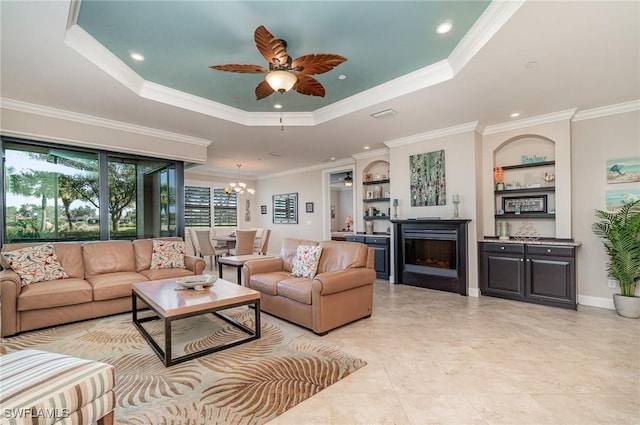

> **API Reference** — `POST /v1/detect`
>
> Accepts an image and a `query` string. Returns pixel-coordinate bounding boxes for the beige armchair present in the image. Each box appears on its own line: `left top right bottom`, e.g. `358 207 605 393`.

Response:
243 238 375 335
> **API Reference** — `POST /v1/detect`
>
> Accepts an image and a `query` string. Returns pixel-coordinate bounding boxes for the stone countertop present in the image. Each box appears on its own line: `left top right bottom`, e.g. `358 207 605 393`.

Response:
480 237 581 247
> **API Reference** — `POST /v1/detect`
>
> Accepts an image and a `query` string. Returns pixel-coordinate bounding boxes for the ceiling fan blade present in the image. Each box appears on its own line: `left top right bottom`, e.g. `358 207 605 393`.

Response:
255 80 275 100
209 64 267 74
293 74 325 97
254 25 290 67
292 54 347 75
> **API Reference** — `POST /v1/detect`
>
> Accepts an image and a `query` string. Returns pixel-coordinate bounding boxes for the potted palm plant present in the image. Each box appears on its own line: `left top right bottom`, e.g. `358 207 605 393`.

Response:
592 199 640 318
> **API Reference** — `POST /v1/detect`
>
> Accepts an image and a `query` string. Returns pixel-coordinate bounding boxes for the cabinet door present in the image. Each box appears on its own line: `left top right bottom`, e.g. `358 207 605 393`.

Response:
525 255 575 306
371 244 389 278
482 252 525 297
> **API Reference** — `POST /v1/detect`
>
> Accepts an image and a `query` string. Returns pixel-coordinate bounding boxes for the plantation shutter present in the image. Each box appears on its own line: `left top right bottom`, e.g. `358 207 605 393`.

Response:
184 186 211 226
213 188 237 227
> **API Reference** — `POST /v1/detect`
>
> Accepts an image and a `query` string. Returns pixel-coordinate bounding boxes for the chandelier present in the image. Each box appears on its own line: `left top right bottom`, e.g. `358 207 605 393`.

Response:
225 164 255 195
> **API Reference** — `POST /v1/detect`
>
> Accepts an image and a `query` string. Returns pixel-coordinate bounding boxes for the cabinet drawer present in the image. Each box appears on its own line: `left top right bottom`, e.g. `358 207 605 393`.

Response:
346 235 365 243
482 243 524 254
365 236 389 245
527 245 575 257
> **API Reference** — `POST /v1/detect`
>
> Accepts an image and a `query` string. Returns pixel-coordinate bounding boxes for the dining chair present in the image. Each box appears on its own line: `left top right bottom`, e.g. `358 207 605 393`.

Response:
251 228 265 251
232 229 257 256
255 228 271 255
194 230 217 269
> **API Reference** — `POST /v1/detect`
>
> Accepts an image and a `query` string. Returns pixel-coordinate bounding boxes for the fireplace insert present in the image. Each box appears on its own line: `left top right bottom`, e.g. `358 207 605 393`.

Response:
392 219 470 295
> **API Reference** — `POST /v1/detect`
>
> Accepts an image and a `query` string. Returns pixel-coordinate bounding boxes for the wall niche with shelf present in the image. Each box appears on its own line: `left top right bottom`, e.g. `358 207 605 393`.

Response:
493 136 556 238
362 160 391 234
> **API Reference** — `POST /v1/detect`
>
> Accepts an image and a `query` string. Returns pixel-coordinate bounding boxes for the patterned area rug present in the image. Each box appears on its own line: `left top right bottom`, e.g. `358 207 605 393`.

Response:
1 310 366 424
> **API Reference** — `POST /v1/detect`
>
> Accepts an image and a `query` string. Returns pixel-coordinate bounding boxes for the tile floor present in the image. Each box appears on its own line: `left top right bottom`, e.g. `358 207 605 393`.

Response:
214 263 640 425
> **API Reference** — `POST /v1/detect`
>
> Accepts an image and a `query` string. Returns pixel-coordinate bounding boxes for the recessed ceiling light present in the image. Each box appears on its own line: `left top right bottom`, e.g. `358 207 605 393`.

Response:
330 157 336 161
436 21 453 35
130 52 145 61
274 104 283 109
510 112 520 118
364 146 370 150
338 74 346 80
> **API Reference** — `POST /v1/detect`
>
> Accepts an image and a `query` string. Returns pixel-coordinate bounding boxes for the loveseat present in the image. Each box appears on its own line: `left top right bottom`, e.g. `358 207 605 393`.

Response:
243 238 376 335
0 237 205 337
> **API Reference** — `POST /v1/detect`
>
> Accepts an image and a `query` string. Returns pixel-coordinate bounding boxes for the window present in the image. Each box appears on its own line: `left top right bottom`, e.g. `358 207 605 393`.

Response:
3 142 100 242
185 186 211 227
213 188 237 227
2 137 183 243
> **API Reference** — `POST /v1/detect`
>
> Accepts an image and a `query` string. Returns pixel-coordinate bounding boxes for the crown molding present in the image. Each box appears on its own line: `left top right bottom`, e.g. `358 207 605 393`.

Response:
352 147 390 160
384 121 479 148
64 2 514 127
65 25 145 96
448 0 525 74
1 98 212 148
261 157 355 181
482 108 577 135
0 128 206 163
572 99 640 122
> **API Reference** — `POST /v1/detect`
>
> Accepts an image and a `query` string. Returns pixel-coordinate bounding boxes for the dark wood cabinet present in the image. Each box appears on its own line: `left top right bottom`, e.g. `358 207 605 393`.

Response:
347 235 389 279
479 241 577 309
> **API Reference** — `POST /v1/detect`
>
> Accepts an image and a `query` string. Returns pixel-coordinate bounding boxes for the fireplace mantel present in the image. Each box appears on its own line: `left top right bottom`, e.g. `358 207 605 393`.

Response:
391 218 471 295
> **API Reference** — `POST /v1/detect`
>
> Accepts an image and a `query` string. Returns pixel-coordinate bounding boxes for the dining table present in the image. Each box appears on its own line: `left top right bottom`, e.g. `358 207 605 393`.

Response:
211 234 262 255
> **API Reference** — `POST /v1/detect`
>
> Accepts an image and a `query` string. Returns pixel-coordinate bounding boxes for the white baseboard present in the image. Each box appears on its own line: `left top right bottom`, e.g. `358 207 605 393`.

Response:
578 295 614 310
468 287 480 297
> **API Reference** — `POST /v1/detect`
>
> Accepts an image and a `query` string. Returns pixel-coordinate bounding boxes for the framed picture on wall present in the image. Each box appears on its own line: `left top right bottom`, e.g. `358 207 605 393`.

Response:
502 195 547 213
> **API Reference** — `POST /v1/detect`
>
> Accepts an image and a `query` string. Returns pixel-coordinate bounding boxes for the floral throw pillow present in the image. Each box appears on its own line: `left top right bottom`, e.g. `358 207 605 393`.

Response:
291 245 323 278
2 244 68 286
150 240 186 269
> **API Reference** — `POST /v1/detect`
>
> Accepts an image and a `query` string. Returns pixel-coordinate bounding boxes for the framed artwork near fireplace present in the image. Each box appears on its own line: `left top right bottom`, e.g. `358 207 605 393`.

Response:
409 150 446 206
502 195 547 213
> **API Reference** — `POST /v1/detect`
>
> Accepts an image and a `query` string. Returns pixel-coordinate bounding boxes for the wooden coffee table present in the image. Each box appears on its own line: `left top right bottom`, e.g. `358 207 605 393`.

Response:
132 277 260 366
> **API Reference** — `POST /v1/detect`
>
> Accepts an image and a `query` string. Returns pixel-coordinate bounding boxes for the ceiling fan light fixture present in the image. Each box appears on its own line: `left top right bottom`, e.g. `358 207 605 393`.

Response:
265 70 297 93
344 173 353 187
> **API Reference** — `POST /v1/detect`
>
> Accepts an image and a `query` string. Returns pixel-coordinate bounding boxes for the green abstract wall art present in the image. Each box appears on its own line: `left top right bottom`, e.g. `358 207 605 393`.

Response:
410 150 446 207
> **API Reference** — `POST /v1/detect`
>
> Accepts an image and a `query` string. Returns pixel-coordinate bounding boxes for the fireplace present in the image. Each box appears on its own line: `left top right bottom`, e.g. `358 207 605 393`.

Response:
392 219 470 295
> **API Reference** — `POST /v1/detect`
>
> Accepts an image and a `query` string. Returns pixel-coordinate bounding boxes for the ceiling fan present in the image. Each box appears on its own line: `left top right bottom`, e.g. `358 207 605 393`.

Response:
209 25 347 100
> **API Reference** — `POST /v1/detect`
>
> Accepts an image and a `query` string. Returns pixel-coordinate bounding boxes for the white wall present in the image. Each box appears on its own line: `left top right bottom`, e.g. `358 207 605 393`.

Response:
386 128 479 292
252 168 326 255
1 107 209 163
571 108 640 307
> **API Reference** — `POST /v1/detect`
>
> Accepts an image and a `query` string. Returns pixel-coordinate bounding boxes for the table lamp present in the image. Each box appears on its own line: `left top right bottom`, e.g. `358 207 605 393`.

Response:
345 216 353 231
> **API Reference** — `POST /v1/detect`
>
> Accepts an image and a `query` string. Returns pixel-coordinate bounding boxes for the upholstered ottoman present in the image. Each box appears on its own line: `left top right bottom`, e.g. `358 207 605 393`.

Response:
0 349 115 425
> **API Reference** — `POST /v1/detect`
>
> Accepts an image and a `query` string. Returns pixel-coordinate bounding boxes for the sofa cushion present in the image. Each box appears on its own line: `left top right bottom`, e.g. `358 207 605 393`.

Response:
17 278 92 311
277 278 312 304
248 271 291 296
87 272 148 301
140 268 194 281
83 241 136 277
52 243 85 278
317 241 369 274
291 245 322 278
133 237 184 272
150 240 186 269
280 238 319 272
2 244 69 286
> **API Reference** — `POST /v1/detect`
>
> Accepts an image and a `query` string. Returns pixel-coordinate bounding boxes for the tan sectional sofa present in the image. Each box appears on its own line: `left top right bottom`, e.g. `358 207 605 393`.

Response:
243 238 376 335
0 237 205 337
